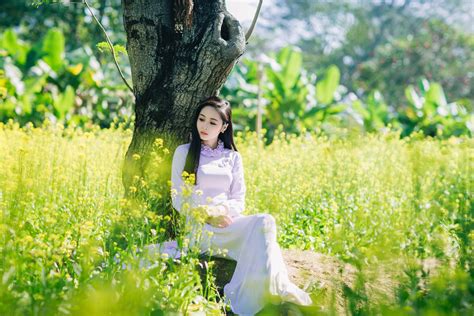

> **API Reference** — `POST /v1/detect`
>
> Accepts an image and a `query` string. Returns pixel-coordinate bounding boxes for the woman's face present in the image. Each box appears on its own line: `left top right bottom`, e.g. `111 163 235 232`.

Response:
197 106 226 141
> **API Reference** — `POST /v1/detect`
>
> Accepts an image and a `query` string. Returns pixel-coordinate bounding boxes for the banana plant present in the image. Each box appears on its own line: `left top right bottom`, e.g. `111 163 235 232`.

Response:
220 55 260 132
1 29 30 67
1 28 74 123
263 46 310 136
351 90 392 133
0 28 126 126
222 47 309 138
303 64 347 128
400 78 472 137
224 46 348 140
42 27 66 73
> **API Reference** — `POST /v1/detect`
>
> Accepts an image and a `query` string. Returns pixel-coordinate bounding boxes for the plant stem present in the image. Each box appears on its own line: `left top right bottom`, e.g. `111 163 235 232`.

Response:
83 0 134 93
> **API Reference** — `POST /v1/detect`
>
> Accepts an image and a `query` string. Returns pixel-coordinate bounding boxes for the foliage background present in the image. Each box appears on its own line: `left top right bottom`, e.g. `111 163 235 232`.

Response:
0 0 472 141
0 1 472 315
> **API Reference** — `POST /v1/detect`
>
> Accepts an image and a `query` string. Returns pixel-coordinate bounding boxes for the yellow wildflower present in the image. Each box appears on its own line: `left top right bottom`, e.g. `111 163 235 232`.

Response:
154 138 163 147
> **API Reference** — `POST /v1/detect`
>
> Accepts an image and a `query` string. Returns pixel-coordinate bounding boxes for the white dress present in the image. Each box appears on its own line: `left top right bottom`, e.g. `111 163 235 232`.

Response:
144 139 313 315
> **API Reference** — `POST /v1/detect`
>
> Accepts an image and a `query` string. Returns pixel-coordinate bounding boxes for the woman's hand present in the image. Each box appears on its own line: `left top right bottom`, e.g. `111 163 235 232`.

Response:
205 214 233 228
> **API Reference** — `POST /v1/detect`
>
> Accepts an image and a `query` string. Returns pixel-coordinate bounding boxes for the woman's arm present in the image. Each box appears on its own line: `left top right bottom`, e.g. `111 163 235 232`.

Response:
170 145 192 214
216 151 246 218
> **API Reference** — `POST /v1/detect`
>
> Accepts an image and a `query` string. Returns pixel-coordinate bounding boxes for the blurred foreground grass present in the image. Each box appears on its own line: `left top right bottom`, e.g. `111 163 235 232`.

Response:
0 120 472 315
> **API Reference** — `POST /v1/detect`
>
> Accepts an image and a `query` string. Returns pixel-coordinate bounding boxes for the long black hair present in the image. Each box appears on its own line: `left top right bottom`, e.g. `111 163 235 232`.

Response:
183 96 238 185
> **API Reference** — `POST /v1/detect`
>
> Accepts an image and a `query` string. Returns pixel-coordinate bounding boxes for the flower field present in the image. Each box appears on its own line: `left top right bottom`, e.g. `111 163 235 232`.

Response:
0 121 472 315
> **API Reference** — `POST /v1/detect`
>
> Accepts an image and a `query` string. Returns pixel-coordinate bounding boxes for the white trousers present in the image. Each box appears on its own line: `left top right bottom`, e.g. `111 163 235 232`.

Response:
144 213 313 316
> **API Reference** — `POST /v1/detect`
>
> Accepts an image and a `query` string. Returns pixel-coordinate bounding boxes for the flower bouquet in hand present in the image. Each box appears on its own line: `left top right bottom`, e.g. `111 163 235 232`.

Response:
202 202 233 228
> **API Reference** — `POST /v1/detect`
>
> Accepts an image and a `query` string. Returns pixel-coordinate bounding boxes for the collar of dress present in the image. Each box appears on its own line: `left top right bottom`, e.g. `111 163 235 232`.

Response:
201 138 225 157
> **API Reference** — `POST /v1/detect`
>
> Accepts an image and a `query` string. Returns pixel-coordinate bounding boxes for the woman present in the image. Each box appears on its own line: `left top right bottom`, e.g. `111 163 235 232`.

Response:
152 96 313 315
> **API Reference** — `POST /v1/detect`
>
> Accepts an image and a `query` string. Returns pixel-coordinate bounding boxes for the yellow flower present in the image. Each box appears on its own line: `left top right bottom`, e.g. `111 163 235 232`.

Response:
170 188 178 197
23 235 34 244
119 198 128 207
132 153 141 160
30 248 46 257
33 293 44 301
154 138 164 147
26 192 35 199
182 186 193 197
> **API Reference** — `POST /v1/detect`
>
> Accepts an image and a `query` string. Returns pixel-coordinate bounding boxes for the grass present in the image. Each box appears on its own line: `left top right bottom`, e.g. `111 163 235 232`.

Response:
0 120 472 315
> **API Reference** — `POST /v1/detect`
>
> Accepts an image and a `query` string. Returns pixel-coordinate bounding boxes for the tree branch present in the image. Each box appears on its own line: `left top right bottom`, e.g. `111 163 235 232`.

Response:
83 0 134 93
245 0 263 42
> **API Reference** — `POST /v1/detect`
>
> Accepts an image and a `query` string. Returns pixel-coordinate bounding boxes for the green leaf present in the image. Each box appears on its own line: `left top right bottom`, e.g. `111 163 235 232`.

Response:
316 65 340 104
280 47 302 89
352 100 370 119
367 90 387 115
42 28 65 72
96 42 109 53
24 75 47 95
30 0 54 7
326 103 347 114
20 94 32 115
113 44 127 56
2 29 28 64
266 68 287 99
426 82 447 108
302 105 328 119
277 46 291 66
243 59 259 83
2 29 19 56
0 99 16 116
405 85 423 109
96 42 128 59
418 77 430 93
53 85 75 119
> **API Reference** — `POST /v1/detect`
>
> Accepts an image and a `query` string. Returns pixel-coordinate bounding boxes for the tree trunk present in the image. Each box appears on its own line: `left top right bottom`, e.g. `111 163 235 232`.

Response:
120 0 245 238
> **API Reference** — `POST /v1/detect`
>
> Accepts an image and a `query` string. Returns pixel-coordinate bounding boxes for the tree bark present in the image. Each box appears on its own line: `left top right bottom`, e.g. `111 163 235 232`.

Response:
120 0 245 237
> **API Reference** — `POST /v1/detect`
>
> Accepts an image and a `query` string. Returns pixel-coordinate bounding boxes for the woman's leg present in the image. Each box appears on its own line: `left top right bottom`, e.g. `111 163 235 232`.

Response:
200 213 313 315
